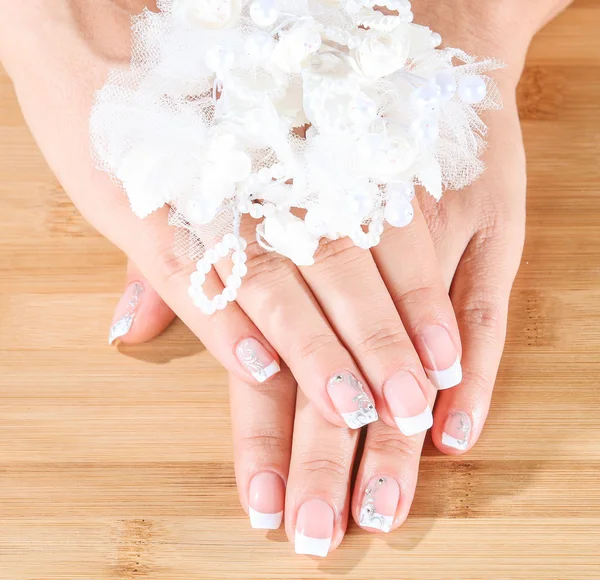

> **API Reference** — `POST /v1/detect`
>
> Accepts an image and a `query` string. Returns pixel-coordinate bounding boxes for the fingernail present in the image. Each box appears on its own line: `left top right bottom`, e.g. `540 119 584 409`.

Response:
415 326 462 390
248 471 285 530
295 499 334 557
326 371 378 429
236 338 280 383
359 476 400 533
442 411 471 451
108 281 145 345
383 371 433 436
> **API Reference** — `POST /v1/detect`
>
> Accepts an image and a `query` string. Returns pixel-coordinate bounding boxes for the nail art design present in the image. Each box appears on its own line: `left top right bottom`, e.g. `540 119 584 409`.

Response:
108 282 144 345
359 477 397 533
328 372 378 429
249 507 283 530
236 338 280 383
295 499 334 557
442 411 471 450
426 356 463 391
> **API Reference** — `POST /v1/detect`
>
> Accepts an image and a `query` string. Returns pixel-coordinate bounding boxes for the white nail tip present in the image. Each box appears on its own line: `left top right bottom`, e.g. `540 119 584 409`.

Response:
395 406 433 436
426 357 462 390
294 531 331 557
360 511 394 533
341 407 379 429
441 432 469 450
252 360 281 383
249 507 283 530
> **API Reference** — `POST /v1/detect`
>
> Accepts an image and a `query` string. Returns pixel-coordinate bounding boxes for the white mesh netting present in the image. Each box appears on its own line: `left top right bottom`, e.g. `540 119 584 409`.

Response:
90 0 504 266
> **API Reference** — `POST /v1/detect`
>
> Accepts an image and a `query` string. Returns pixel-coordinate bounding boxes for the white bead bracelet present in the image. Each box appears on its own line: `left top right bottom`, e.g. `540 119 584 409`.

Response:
188 234 248 315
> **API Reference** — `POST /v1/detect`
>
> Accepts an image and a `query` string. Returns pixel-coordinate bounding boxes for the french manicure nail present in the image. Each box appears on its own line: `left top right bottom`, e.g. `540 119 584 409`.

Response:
359 476 400 533
295 499 334 557
108 281 145 345
442 411 471 451
415 326 462 390
236 338 280 383
248 471 285 530
383 371 433 436
326 371 378 429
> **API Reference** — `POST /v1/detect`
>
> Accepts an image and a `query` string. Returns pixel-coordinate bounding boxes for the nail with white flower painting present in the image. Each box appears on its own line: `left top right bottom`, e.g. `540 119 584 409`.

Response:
359 476 400 533
326 371 378 429
441 411 472 451
235 338 280 383
108 281 145 345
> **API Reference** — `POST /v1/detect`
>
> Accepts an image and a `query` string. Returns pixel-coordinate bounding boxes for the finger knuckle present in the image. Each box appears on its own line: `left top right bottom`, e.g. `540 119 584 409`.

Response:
456 293 506 333
239 427 290 457
296 332 338 362
242 239 299 293
391 284 437 311
155 243 195 286
313 238 363 269
298 456 348 480
356 322 409 357
367 432 419 459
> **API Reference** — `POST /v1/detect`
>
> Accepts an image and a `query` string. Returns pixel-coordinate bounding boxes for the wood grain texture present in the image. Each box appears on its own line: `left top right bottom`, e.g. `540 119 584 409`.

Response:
1 2 599 578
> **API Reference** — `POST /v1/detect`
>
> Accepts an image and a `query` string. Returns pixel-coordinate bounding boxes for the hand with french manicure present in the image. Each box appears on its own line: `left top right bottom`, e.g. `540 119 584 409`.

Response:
0 0 570 558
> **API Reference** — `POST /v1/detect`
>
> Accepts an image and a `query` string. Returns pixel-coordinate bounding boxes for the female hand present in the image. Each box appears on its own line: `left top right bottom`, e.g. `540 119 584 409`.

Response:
103 0 572 555
0 0 464 436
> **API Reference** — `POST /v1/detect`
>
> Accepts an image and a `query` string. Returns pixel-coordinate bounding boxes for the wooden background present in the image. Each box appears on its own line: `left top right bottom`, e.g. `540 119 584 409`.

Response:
1 2 599 579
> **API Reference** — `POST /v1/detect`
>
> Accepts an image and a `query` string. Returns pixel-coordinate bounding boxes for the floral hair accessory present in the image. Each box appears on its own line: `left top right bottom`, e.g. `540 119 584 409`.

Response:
91 0 504 314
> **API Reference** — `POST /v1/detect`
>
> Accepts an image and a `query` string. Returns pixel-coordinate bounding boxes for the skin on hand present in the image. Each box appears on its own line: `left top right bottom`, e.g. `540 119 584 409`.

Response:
0 0 470 435
0 0 573 555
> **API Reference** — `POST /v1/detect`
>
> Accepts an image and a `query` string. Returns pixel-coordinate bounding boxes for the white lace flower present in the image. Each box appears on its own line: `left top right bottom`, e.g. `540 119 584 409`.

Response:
171 0 241 29
261 211 320 266
91 0 504 315
353 31 409 79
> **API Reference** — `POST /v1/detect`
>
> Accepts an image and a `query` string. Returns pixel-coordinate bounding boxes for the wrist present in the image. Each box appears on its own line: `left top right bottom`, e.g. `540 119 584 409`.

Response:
413 0 571 89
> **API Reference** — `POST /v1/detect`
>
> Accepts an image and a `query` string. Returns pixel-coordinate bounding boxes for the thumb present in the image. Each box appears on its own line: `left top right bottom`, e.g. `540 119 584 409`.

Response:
108 259 177 345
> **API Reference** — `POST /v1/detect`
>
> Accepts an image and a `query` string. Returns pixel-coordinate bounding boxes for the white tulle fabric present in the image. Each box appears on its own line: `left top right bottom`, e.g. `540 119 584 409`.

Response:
90 0 503 312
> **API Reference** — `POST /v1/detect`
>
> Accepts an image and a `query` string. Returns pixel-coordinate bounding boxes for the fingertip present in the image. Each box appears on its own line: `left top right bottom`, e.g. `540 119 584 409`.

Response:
108 278 176 346
432 409 475 455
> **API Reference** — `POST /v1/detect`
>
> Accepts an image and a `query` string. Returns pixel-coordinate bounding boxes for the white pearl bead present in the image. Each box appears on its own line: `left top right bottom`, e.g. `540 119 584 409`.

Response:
258 167 272 184
262 203 276 218
213 295 228 310
433 70 457 101
238 199 250 213
190 271 206 287
238 238 248 251
223 233 239 249
430 32 442 47
222 287 238 302
249 0 279 27
232 263 248 277
197 259 212 274
385 198 414 228
188 285 200 299
226 274 242 290
411 85 440 114
387 182 415 202
458 75 487 104
215 242 230 258
186 196 219 226
195 295 215 315
204 248 218 263
410 116 439 144
249 204 264 219
232 251 247 265
245 31 274 61
366 232 380 247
